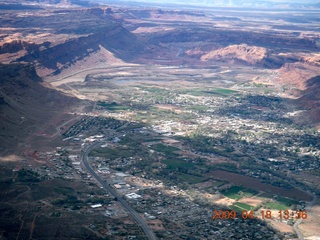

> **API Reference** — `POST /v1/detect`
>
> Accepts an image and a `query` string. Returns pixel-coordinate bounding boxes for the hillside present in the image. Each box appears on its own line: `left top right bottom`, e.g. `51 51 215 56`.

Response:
0 63 77 154
297 75 320 127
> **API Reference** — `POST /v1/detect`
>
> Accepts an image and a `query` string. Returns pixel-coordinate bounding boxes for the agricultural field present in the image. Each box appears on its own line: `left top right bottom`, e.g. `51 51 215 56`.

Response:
177 88 238 97
262 197 300 210
97 101 131 111
221 185 301 212
232 202 254 211
211 170 312 201
176 173 207 184
162 158 196 171
150 143 180 156
264 202 289 211
90 146 136 159
221 186 258 200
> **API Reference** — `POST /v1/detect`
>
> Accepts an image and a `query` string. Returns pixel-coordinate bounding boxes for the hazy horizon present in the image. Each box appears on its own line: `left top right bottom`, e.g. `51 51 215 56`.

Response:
102 0 318 5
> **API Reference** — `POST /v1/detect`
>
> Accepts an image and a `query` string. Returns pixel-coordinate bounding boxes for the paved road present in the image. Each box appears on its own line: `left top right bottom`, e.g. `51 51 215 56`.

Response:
81 142 157 240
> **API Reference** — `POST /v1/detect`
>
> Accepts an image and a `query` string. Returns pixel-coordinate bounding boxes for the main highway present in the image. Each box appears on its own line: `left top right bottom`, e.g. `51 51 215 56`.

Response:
81 142 157 240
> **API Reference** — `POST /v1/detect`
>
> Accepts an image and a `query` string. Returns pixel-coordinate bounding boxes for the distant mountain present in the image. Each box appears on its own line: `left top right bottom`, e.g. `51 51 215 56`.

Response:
101 0 320 8
2 0 98 7
200 44 284 68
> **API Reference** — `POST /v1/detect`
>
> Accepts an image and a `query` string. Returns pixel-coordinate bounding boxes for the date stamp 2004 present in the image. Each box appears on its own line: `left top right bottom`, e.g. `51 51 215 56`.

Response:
212 210 307 220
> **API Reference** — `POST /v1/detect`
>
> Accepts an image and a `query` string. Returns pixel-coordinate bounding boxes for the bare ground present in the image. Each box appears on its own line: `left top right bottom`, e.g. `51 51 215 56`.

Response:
239 197 263 207
215 197 236 206
299 202 320 238
270 221 294 234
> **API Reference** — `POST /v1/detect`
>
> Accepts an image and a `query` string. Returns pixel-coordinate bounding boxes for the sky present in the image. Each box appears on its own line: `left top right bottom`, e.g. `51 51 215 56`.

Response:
112 0 317 3
270 0 315 2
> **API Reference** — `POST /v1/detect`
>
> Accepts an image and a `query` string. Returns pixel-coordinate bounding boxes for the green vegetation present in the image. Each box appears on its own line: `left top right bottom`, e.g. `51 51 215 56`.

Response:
177 173 207 184
52 196 83 206
205 180 228 194
151 143 180 156
276 196 299 207
162 158 196 171
262 197 299 210
264 202 288 211
241 188 258 197
143 138 163 142
16 169 41 182
143 87 168 93
184 134 239 161
207 88 237 95
187 105 211 112
97 101 130 111
211 181 226 188
54 187 75 195
221 186 258 200
233 202 254 211
230 205 244 212
178 88 237 97
221 186 245 200
253 83 265 87
210 163 238 172
258 192 274 199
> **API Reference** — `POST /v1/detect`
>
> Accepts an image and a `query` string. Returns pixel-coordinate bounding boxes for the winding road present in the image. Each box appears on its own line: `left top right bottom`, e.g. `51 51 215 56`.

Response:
81 142 157 240
293 194 317 240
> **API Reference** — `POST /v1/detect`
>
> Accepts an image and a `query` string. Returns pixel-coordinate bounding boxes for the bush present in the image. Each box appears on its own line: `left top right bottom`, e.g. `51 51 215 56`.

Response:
16 169 40 182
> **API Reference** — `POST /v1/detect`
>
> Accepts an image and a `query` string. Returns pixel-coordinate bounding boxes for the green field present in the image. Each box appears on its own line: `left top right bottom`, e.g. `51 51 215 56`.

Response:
187 105 211 112
177 173 207 184
97 101 130 111
229 205 245 212
206 88 237 95
151 143 180 155
277 196 299 206
233 202 254 211
143 87 168 93
221 186 245 200
178 88 237 97
260 196 299 210
143 138 163 142
221 186 258 200
241 188 258 197
264 202 288 211
258 192 274 199
211 181 226 188
162 158 196 170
